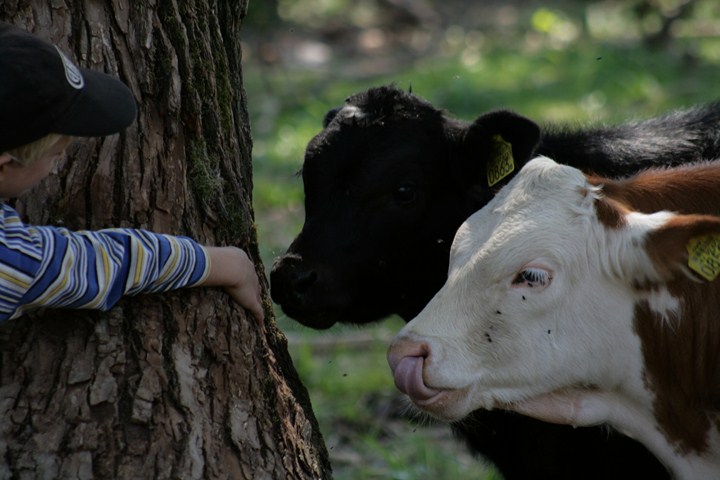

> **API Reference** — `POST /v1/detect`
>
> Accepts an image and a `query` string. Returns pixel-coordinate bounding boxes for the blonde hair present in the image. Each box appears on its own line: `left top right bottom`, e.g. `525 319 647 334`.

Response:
5 134 68 166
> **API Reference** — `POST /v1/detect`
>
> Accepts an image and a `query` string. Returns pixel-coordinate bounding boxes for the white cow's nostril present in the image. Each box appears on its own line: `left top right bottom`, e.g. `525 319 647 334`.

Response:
387 338 429 371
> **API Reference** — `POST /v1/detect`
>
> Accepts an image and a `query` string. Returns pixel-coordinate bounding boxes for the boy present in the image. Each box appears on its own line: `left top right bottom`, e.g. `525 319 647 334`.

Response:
0 21 264 322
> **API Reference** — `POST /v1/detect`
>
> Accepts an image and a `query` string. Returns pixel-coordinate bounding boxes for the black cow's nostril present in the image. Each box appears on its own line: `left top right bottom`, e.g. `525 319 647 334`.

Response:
293 269 317 294
270 255 320 306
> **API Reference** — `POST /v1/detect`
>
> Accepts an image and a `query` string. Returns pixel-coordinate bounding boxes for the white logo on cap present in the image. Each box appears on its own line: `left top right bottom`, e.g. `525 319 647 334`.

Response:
55 46 84 90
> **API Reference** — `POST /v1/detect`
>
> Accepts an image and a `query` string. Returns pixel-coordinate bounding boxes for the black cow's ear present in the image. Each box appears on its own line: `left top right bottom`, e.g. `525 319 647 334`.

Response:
323 107 342 127
459 110 541 190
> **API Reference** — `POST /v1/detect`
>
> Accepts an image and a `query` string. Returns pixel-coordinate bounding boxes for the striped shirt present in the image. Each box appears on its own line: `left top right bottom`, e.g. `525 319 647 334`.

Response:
0 203 210 321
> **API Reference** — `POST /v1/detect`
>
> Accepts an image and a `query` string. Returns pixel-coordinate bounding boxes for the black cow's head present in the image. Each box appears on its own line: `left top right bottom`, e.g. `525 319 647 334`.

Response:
270 85 541 329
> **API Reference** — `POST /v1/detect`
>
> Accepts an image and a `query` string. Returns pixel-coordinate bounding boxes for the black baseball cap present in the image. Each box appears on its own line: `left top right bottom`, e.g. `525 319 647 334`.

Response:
0 21 137 153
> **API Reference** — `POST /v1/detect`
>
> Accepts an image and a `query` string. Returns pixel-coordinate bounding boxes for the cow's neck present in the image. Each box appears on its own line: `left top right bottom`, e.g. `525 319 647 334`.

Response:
609 395 720 480
631 292 720 476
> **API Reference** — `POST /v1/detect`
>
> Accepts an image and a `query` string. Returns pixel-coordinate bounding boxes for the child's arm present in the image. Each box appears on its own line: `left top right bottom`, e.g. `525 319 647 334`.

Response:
199 246 264 321
0 204 263 321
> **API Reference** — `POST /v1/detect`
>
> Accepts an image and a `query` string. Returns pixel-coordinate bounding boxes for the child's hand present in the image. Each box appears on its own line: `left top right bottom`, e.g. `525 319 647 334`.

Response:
201 246 264 322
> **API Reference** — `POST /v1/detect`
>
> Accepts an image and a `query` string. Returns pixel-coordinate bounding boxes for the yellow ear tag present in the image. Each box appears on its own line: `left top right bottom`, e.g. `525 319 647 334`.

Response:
687 235 720 281
487 134 515 187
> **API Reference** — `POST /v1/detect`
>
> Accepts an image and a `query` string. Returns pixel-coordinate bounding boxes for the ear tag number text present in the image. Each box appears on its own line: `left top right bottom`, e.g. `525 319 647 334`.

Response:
487 134 515 187
687 235 720 281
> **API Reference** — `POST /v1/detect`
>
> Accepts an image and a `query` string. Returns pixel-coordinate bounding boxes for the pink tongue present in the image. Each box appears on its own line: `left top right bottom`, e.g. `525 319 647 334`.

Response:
392 356 441 402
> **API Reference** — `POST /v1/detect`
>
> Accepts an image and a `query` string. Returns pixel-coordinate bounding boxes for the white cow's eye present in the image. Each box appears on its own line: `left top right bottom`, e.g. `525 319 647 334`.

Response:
512 267 551 288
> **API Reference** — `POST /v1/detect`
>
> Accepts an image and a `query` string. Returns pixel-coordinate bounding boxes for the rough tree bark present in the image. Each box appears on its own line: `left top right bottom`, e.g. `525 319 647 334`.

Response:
0 2 331 479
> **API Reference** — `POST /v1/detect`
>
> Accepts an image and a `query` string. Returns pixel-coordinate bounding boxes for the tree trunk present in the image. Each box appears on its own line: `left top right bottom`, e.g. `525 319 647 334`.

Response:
0 2 331 479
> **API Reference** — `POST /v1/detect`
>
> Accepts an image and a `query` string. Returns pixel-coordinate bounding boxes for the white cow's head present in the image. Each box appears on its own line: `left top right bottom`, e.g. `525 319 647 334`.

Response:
388 156 720 425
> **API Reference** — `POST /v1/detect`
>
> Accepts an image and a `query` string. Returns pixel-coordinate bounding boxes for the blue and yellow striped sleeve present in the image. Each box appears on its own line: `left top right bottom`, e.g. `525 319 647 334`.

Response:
0 204 210 322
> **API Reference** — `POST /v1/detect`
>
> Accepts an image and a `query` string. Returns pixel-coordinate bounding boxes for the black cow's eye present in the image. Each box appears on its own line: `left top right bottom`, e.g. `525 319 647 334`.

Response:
394 183 417 205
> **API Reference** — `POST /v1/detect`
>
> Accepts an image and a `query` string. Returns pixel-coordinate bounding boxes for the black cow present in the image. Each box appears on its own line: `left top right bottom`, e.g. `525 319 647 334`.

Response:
271 85 720 479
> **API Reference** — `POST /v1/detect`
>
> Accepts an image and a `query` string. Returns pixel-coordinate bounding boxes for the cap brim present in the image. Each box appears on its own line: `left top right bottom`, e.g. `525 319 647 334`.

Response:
52 67 137 137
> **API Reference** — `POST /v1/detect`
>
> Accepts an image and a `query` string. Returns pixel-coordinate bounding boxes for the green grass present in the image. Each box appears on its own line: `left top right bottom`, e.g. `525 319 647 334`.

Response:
245 1 720 477
284 318 500 479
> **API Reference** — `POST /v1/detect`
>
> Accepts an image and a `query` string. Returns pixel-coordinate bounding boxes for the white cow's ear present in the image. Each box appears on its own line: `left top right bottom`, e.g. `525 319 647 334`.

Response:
631 212 720 284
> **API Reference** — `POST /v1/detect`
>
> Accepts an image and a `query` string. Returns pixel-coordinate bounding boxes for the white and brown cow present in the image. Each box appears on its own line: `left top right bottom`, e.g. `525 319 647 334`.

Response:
388 156 720 479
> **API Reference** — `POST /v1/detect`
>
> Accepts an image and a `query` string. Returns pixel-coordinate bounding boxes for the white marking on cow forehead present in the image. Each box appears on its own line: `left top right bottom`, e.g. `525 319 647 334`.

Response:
339 105 365 119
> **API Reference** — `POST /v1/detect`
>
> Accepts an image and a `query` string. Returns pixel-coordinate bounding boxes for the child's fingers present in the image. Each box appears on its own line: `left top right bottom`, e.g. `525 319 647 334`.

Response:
247 289 264 322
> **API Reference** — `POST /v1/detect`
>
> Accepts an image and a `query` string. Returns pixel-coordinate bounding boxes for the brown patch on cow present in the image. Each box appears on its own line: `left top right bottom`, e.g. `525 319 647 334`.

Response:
591 162 720 215
595 162 720 456
593 196 627 229
633 301 709 455
586 176 631 229
633 284 720 455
